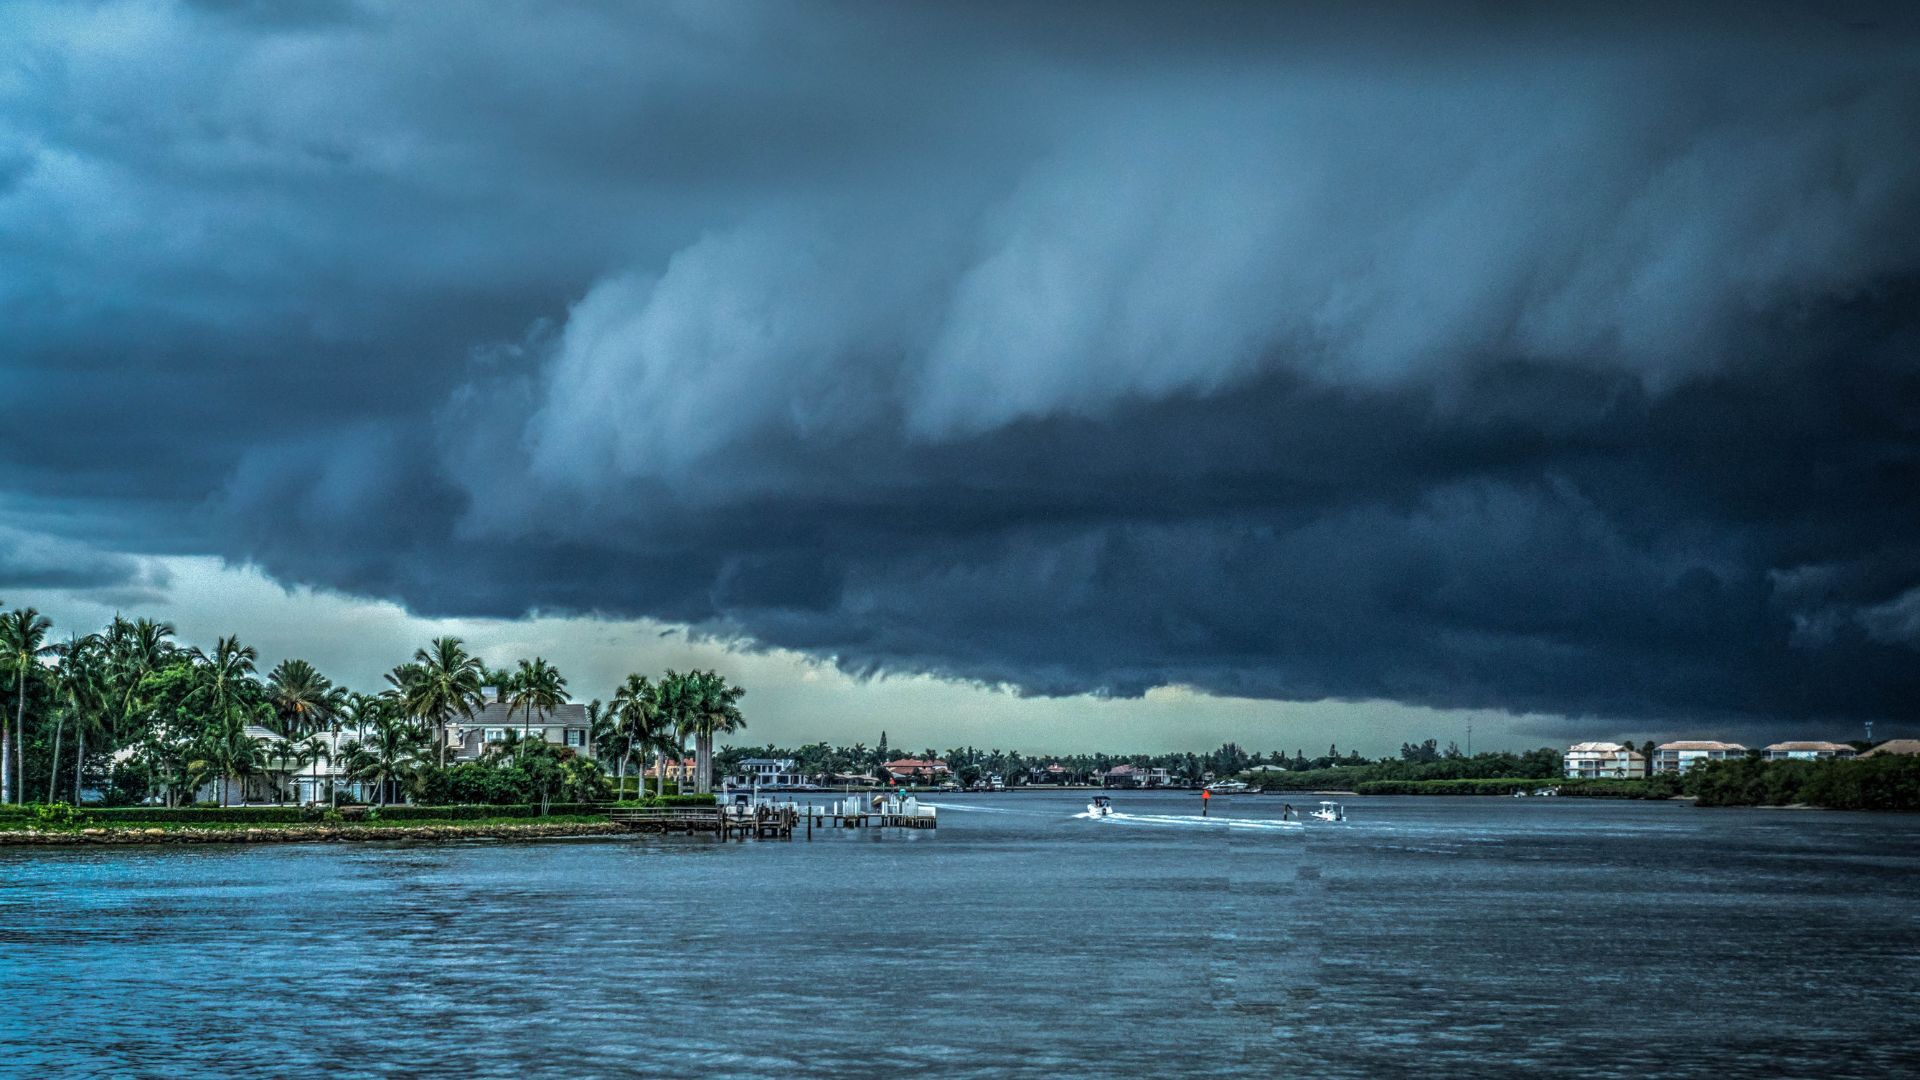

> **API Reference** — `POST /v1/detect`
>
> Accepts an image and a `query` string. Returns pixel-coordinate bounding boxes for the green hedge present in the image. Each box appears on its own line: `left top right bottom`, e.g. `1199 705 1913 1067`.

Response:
1352 777 1681 798
82 806 313 824
1355 779 1555 796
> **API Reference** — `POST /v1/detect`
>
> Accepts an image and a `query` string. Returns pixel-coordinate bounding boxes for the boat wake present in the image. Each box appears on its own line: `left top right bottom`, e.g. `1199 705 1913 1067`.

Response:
918 802 1037 815
1074 810 1304 831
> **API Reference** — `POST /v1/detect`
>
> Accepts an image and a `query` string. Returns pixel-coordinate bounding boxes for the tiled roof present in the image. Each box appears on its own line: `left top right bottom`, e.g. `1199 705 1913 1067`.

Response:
460 702 590 726
1862 739 1920 758
1764 741 1854 752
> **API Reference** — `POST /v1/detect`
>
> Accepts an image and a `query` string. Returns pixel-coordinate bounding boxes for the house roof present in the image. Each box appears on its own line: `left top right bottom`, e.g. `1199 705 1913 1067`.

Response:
1656 741 1747 751
1862 739 1920 758
458 702 590 727
883 758 948 769
1567 742 1633 753
740 757 795 767
1764 741 1854 752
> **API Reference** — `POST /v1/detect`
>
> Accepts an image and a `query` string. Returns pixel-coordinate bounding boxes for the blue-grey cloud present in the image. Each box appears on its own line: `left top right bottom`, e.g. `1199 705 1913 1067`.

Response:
4 1 1918 734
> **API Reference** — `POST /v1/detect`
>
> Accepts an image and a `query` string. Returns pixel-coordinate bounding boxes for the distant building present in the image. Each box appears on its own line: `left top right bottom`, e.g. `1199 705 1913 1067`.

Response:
1101 765 1174 789
729 757 804 788
1763 741 1857 761
1026 763 1071 785
1650 741 1747 775
1564 742 1647 780
644 757 698 782
883 758 951 781
1860 740 1920 758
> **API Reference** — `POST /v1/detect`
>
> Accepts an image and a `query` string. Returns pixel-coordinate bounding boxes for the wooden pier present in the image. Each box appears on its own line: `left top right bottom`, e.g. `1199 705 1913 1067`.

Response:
607 800 936 840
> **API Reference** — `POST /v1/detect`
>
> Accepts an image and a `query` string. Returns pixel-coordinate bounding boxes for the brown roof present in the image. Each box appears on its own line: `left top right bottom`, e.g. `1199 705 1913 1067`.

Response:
1861 739 1920 758
1764 741 1854 752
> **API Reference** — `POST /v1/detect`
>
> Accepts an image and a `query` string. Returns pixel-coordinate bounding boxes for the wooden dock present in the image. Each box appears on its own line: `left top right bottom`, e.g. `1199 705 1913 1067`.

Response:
607 801 936 840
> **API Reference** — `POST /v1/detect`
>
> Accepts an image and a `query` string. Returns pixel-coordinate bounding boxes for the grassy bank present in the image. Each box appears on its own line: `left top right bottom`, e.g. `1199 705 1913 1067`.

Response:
0 793 721 844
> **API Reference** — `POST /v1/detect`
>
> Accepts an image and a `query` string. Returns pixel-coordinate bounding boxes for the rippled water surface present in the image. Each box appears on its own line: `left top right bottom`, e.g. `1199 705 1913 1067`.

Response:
4 793 1918 1077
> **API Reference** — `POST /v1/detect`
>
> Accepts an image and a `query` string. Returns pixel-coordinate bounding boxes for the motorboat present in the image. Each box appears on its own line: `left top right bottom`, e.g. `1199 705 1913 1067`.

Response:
1204 780 1251 795
1308 800 1346 823
1088 795 1113 817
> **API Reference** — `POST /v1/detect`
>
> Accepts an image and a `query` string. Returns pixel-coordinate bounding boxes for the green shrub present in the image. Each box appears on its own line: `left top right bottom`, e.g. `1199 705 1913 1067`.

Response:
1351 777 1681 798
645 793 716 807
81 806 314 824
1688 756 1920 810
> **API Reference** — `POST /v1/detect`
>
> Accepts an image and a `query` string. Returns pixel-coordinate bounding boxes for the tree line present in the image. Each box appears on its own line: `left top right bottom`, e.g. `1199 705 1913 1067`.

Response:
0 605 745 808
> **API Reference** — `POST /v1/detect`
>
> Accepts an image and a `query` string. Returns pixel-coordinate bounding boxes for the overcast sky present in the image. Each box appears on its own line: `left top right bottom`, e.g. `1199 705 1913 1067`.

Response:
3 1 1917 752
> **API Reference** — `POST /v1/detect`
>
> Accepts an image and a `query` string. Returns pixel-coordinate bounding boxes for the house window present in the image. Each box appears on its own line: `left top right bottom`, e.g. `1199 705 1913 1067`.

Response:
565 729 586 748
485 729 509 743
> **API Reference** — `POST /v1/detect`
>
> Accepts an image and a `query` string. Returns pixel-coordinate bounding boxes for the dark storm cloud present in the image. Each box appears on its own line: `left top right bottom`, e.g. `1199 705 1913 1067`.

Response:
5 1 1919 734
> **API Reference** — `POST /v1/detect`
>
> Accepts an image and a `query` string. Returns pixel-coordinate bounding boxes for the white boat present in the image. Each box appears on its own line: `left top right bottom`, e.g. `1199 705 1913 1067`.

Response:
1204 780 1251 795
1308 800 1346 823
1088 795 1113 817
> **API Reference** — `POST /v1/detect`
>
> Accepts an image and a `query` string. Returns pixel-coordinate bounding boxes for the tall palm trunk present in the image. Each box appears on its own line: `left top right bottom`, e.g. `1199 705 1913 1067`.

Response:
615 754 626 801
73 727 85 804
655 750 665 799
47 713 64 804
10 667 23 804
1 719 10 805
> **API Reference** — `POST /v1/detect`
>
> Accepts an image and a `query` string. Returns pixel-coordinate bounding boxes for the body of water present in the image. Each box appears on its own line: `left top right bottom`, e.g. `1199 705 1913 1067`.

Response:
3 792 1917 1077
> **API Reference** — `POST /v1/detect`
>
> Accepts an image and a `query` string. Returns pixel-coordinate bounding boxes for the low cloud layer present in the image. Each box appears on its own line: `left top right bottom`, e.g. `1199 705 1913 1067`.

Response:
5 1 1919 733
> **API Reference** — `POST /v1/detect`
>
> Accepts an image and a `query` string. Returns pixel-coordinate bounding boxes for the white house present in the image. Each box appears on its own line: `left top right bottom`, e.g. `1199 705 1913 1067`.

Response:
445 700 594 761
1564 742 1647 779
729 757 804 788
1650 741 1747 775
1763 741 1857 761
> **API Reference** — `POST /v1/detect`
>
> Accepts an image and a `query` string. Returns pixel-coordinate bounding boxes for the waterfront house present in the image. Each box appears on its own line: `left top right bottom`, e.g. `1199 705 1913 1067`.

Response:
445 700 594 761
883 758 951 782
1650 741 1748 775
1861 740 1920 758
728 757 805 788
1563 742 1647 780
1763 741 1857 761
1026 763 1071 785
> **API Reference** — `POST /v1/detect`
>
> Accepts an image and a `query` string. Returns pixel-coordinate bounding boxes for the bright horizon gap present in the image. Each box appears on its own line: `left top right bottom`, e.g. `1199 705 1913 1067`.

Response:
0 554 1646 757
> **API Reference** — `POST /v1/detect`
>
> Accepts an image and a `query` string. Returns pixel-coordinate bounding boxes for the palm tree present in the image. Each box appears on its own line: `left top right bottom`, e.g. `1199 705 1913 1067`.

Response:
49 633 108 804
331 691 384 807
505 657 568 741
2 607 57 804
97 616 174 802
345 714 427 805
266 658 339 740
202 708 264 806
185 636 263 804
612 674 676 799
401 637 485 768
297 732 330 806
676 670 745 795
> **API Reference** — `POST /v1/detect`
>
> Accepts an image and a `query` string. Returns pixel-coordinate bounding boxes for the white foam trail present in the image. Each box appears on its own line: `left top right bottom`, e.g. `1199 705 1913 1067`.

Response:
918 802 1035 815
1088 811 1305 831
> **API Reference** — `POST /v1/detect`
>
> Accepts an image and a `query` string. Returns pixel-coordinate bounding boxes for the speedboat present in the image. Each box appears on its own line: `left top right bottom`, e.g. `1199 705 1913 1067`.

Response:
1088 795 1113 817
1308 800 1346 823
1204 780 1251 795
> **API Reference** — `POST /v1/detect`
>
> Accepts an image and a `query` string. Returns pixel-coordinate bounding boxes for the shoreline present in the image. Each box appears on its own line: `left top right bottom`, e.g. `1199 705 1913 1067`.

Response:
0 820 626 847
